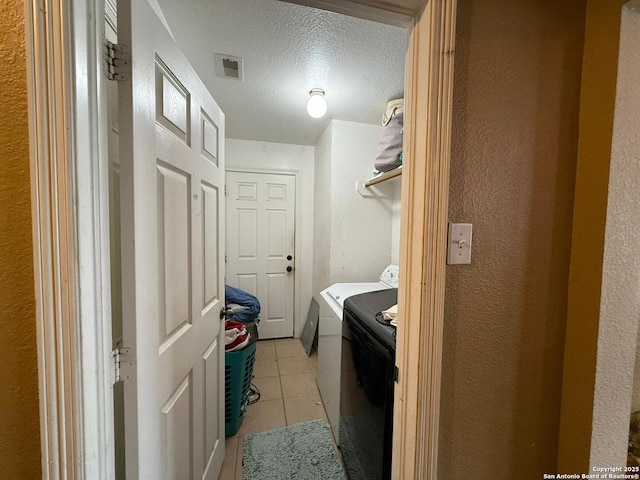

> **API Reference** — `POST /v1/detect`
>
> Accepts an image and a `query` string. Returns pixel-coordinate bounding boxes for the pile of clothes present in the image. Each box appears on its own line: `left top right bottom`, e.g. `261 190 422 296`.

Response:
225 320 252 351
224 285 260 352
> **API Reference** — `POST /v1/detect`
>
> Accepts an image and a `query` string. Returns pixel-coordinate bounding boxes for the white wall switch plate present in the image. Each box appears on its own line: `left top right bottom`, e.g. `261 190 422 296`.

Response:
447 223 473 265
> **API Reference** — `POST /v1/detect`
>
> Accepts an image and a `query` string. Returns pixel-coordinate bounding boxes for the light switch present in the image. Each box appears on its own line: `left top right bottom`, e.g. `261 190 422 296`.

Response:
447 223 473 265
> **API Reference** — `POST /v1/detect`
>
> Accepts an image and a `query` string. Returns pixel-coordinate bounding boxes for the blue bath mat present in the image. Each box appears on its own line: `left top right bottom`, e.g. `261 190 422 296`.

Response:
243 419 346 480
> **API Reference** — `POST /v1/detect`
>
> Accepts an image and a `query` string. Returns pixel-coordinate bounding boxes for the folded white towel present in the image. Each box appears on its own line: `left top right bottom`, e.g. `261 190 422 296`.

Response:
382 304 398 327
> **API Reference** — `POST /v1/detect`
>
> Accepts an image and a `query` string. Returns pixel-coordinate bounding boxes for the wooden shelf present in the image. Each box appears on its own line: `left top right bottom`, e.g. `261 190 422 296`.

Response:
364 166 402 187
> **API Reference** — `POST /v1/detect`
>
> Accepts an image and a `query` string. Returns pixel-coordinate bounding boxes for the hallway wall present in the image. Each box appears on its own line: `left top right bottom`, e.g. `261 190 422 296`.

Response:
313 123 332 298
558 0 630 472
328 121 390 285
589 3 640 467
312 120 391 297
0 0 41 476
439 0 586 477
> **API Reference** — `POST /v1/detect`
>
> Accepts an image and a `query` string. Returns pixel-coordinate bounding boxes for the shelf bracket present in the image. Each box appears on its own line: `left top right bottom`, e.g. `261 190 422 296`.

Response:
356 179 390 197
356 166 402 197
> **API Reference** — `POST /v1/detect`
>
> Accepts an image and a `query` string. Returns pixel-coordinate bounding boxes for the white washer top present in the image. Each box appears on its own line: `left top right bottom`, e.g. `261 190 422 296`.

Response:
321 282 389 319
379 264 399 288
319 264 399 319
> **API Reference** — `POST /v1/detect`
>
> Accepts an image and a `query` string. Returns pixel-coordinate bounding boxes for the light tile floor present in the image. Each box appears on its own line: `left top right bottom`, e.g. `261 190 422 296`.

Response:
218 338 324 480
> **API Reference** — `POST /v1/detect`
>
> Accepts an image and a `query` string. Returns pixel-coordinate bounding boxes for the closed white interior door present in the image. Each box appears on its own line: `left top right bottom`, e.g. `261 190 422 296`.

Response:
118 1 226 478
226 171 296 339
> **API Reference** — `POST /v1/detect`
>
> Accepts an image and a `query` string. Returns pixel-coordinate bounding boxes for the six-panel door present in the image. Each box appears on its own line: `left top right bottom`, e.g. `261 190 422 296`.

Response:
119 0 226 478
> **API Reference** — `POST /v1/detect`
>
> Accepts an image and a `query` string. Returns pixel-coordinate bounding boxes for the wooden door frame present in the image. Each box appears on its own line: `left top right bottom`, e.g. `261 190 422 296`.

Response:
24 0 457 478
225 168 301 338
393 2 457 477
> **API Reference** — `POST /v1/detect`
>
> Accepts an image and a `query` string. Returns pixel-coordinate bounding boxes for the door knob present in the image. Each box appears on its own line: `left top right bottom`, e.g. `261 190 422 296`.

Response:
286 266 293 272
287 255 293 261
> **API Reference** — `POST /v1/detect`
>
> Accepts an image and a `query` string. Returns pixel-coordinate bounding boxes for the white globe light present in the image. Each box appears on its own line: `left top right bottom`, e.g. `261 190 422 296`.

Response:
307 89 327 118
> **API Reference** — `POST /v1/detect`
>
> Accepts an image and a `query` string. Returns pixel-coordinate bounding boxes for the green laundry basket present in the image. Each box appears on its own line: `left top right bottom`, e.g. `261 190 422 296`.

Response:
225 342 256 437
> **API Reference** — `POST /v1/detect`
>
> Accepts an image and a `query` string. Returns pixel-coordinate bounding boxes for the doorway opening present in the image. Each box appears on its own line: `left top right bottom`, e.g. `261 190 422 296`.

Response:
27 0 457 476
107 0 408 478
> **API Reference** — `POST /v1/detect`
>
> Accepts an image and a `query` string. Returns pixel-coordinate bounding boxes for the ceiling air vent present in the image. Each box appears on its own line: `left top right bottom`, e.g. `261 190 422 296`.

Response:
214 53 243 81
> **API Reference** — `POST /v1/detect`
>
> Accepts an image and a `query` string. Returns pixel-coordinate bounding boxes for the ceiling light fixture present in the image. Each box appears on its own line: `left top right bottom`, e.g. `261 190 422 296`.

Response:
307 88 327 118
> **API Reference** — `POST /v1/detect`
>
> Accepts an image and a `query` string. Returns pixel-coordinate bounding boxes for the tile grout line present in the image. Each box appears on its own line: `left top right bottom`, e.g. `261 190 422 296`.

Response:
231 437 237 480
275 340 290 425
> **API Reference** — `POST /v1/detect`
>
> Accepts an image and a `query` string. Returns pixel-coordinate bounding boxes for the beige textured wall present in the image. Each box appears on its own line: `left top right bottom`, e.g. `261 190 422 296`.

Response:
439 0 585 478
558 0 628 472
0 0 41 477
588 3 640 468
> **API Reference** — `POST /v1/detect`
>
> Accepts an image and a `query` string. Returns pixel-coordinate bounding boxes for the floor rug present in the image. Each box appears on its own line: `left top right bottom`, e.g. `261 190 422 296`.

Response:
243 419 347 480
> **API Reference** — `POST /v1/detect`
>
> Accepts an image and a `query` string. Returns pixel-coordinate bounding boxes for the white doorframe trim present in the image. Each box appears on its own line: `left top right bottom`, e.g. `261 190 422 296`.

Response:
25 0 114 478
27 0 457 477
225 168 302 338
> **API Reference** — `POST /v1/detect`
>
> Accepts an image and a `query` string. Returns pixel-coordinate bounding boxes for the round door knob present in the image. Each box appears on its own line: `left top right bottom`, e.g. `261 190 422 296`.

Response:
286 266 293 272
287 255 293 261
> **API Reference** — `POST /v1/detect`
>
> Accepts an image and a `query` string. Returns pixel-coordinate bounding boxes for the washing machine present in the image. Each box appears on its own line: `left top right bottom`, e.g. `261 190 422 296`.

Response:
316 265 399 446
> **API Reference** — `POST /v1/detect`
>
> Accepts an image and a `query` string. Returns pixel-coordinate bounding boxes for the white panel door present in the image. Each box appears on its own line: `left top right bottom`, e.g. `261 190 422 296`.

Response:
227 171 296 339
118 1 225 479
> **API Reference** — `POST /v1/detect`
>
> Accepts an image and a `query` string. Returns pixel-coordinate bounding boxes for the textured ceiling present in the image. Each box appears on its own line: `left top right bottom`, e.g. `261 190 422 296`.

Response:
156 0 407 145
